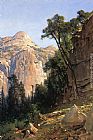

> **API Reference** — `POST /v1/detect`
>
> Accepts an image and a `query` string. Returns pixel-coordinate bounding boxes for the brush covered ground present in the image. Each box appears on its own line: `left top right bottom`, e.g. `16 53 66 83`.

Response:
1 92 93 140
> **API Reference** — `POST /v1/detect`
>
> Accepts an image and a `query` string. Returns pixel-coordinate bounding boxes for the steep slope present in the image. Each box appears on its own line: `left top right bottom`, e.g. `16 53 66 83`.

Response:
0 31 56 96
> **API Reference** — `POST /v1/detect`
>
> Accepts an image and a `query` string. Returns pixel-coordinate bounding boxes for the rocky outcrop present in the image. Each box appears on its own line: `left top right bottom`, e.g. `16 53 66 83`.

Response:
62 104 86 129
68 14 93 95
28 123 38 134
0 31 56 97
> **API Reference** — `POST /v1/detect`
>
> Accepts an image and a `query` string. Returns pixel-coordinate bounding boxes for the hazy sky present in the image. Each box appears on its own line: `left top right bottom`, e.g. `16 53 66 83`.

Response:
0 0 93 47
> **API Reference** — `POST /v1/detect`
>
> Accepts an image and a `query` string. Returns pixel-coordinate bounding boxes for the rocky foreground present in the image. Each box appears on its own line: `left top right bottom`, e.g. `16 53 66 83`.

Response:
1 93 93 140
27 104 93 140
1 102 93 140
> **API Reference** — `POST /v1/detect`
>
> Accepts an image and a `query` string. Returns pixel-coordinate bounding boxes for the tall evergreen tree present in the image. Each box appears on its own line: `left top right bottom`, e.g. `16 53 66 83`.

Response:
0 87 6 120
19 81 25 104
7 75 25 117
44 51 67 106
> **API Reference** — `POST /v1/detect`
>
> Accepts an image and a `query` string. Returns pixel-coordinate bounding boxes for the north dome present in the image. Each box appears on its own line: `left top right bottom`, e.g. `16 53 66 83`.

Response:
13 31 31 40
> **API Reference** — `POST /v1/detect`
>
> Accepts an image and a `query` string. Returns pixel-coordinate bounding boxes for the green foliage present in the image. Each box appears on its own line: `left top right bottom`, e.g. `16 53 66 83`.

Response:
42 10 92 53
41 13 73 53
6 75 41 123
15 119 25 130
19 81 25 103
0 120 26 140
0 122 15 135
41 14 65 39
7 74 26 118
45 51 68 91
34 85 48 113
29 104 40 125
42 10 92 98
34 51 68 110
0 87 7 121
70 10 92 34
45 51 68 107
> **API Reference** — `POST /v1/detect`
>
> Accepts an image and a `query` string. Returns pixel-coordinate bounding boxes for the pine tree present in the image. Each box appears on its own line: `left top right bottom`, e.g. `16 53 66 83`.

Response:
7 75 26 118
19 81 25 104
8 75 20 117
0 87 6 120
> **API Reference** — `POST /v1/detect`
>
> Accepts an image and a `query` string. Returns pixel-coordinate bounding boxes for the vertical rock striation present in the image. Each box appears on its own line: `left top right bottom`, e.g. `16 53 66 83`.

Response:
0 31 56 97
68 14 93 95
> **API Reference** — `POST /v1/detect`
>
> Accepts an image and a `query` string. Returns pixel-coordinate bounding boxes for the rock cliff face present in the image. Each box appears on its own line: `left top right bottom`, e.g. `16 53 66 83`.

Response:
0 31 56 97
68 14 93 95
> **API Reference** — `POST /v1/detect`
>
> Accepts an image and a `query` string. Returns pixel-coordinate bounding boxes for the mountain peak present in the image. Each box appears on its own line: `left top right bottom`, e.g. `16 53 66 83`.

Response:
13 31 32 40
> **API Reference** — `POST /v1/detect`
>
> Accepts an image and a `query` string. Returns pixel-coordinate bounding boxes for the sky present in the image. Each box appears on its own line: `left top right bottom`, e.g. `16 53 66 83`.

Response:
0 0 93 48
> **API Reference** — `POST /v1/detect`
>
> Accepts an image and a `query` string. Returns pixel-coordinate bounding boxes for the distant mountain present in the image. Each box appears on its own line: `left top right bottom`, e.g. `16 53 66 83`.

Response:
0 31 57 97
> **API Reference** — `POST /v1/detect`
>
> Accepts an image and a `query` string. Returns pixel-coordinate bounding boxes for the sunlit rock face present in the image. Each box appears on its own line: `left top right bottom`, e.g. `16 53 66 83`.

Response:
0 31 56 97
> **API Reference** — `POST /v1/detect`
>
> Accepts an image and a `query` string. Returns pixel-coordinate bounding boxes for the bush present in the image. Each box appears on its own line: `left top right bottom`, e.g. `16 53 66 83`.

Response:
0 122 15 135
29 104 40 125
34 85 48 113
15 119 26 130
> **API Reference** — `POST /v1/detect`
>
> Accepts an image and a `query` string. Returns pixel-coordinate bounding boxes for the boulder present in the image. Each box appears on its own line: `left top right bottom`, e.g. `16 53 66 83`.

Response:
0 136 2 140
25 130 30 137
28 123 38 134
62 104 86 129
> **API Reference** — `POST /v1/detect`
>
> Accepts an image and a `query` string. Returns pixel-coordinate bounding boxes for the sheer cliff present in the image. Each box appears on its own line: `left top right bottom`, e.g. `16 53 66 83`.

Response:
0 31 56 96
68 14 93 95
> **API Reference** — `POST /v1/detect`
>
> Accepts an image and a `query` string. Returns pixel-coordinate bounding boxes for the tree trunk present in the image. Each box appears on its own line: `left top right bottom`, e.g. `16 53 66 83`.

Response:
71 69 78 99
58 46 79 99
52 33 78 98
